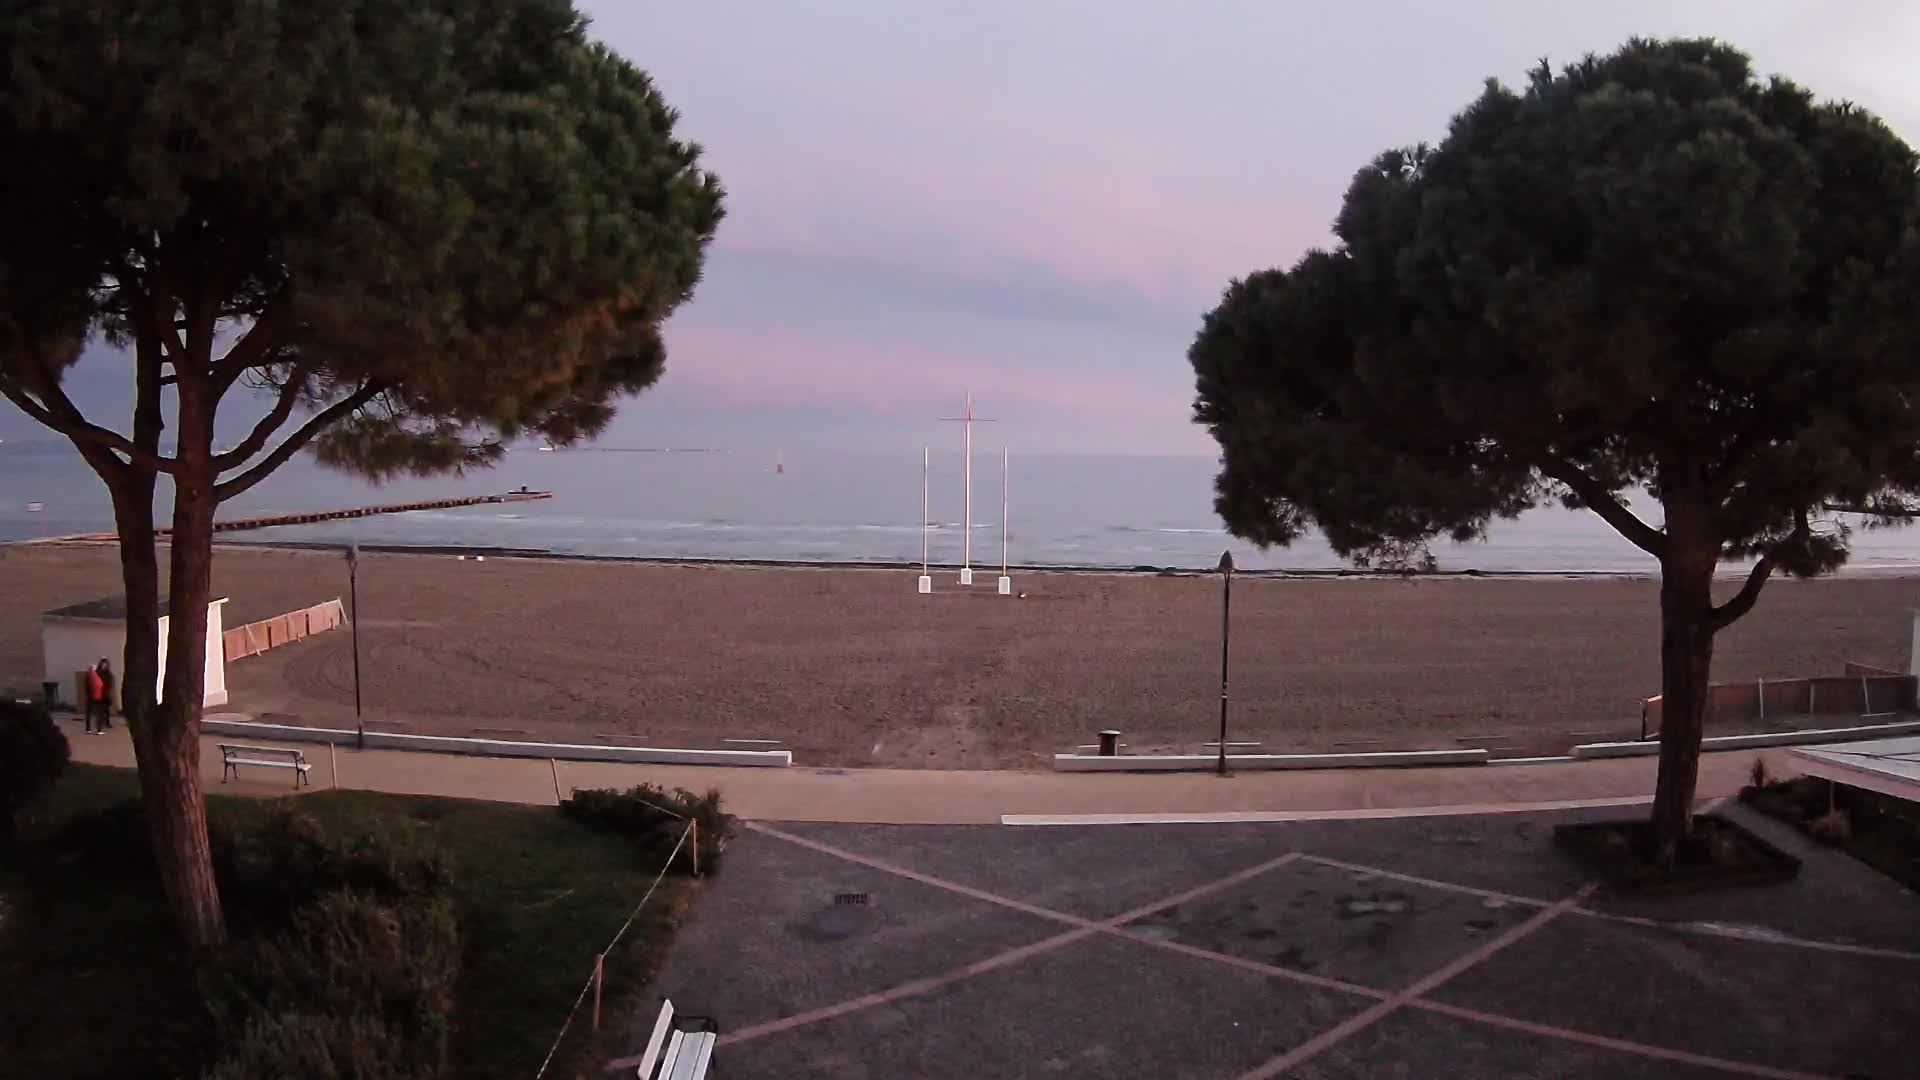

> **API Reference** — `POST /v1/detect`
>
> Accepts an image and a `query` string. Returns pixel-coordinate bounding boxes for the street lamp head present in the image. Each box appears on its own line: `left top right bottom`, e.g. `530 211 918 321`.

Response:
1217 550 1235 574
345 543 359 566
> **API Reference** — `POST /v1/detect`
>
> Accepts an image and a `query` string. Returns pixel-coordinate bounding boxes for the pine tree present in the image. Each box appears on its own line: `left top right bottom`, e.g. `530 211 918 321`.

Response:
0 0 723 944
1191 38 1920 860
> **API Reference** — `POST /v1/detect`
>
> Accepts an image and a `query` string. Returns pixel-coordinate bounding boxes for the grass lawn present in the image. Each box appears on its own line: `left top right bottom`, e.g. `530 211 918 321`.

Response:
0 764 693 1080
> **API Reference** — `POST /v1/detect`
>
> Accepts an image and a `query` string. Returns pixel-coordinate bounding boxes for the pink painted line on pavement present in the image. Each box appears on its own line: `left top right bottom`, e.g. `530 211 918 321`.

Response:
1102 851 1303 925
1101 927 1388 1001
1570 908 1920 962
717 835 1350 1048
1237 886 1595 1080
746 821 1096 928
717 924 1100 1047
1300 853 1920 963
1408 1000 1836 1080
1295 853 1553 910
723 822 1895 1078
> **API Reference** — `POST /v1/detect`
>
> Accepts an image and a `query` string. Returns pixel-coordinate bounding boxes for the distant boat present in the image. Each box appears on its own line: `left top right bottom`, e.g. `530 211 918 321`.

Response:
774 451 784 475
25 501 45 513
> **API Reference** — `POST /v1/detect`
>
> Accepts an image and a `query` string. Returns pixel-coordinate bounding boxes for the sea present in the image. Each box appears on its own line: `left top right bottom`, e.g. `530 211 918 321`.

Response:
3 443 1918 575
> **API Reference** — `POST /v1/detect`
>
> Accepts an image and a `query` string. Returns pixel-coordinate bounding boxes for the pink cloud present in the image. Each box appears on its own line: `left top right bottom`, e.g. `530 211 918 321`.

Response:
660 322 1185 428
704 83 1321 310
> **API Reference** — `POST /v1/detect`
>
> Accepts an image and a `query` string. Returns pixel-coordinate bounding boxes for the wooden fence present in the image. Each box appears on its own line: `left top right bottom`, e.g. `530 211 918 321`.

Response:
1641 663 1917 738
223 598 346 662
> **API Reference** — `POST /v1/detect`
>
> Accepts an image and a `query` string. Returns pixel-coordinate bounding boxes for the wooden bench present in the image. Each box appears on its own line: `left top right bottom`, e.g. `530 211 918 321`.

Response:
634 999 717 1079
218 743 312 788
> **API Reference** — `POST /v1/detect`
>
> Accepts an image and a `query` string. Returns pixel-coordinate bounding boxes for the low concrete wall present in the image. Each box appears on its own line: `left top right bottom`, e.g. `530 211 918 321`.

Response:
1572 718 1920 760
1053 748 1488 773
201 717 792 768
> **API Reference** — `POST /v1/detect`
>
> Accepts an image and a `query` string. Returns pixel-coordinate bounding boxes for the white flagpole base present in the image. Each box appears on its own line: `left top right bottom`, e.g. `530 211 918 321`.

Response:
917 575 932 594
959 567 974 586
997 576 1012 595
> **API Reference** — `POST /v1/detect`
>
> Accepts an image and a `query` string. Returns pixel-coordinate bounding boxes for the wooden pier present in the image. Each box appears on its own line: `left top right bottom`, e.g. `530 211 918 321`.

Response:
203 490 553 535
55 490 553 541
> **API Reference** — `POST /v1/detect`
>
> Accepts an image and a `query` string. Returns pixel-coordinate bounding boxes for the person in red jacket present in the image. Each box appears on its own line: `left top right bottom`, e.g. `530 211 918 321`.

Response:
85 658 115 734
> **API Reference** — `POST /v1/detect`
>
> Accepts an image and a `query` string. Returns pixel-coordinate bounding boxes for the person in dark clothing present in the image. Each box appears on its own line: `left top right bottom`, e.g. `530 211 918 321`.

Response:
86 658 115 734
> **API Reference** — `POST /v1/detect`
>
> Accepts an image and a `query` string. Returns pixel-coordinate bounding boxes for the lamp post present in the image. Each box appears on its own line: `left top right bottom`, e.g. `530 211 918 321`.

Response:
1217 550 1234 777
346 544 364 750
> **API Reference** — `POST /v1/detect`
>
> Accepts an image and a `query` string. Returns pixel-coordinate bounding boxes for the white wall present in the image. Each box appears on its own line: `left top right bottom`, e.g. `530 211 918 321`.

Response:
41 620 125 709
42 598 229 708
205 600 227 707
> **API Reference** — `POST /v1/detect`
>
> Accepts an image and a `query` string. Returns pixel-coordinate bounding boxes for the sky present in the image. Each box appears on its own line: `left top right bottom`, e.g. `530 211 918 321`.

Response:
10 1 1920 454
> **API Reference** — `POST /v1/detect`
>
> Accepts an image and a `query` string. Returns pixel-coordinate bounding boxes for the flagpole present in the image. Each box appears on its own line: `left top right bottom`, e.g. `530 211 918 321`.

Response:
962 392 974 584
938 394 993 588
998 445 1012 595
918 446 932 593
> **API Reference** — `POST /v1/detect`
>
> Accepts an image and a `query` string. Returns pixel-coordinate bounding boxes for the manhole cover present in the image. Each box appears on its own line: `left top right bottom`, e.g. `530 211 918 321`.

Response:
798 895 878 942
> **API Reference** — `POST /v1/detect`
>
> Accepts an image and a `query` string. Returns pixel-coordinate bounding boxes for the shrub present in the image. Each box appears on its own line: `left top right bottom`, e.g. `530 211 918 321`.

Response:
205 890 460 1079
202 1012 420 1080
49 797 157 876
0 700 70 843
219 810 451 929
560 785 733 874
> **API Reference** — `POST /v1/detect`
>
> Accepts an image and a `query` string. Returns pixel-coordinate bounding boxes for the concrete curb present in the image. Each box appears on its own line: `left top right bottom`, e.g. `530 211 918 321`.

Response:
1052 748 1488 772
200 717 792 768
1002 795 1653 826
1571 719 1920 760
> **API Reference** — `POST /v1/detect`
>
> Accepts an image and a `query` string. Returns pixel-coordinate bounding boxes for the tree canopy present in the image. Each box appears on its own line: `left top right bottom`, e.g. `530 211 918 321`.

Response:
1195 38 1920 582
1191 38 1920 855
2 0 722 483
0 0 722 944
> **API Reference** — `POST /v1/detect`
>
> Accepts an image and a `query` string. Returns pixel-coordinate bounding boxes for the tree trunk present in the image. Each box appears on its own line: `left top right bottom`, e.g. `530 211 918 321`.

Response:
1649 500 1719 864
147 378 226 947
108 478 163 795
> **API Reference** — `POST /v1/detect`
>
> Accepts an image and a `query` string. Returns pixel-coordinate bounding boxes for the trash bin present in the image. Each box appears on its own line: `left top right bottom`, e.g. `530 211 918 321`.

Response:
1097 730 1122 756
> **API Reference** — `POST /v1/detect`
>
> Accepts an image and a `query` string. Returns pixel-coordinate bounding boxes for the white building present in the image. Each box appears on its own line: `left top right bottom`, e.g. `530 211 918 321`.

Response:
41 595 230 709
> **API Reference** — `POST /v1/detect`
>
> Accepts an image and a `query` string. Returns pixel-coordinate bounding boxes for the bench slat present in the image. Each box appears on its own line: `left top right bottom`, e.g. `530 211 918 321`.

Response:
655 1031 686 1080
635 1000 676 1077
665 1032 715 1080
218 744 306 757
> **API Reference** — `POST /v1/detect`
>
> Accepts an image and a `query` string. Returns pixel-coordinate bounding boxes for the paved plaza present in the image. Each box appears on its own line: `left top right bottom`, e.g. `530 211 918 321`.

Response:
633 802 1919 1079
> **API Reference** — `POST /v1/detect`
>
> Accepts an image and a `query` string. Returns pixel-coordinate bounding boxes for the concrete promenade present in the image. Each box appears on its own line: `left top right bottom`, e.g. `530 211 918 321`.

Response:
62 716 1784 823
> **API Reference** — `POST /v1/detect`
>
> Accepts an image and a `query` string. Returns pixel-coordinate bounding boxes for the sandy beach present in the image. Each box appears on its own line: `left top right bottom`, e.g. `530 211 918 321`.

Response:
2 542 1916 768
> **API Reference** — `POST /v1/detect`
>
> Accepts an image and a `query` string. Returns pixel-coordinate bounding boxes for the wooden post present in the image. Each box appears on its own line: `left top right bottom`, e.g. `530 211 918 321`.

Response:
550 758 563 805
1756 678 1765 722
690 819 700 878
591 954 604 1031
329 742 339 789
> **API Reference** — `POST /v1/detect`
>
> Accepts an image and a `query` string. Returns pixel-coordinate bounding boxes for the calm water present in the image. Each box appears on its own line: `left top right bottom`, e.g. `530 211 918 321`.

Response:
2 444 1916 574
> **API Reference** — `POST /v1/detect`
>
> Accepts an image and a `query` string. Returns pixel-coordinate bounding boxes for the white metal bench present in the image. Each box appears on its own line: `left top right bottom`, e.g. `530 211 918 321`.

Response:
218 743 312 788
635 999 717 1079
